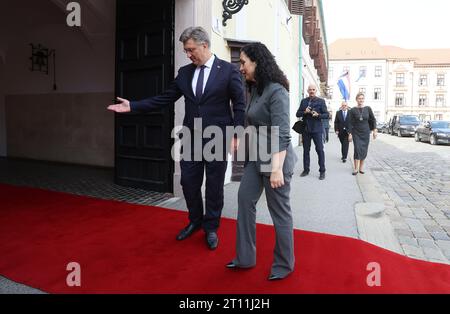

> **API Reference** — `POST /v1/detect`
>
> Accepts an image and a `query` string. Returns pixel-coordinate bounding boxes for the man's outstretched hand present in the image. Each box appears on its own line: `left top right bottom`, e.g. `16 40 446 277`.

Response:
107 97 131 113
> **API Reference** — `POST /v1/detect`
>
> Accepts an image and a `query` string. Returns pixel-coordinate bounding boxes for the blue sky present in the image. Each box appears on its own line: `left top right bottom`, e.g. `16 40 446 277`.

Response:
322 0 450 49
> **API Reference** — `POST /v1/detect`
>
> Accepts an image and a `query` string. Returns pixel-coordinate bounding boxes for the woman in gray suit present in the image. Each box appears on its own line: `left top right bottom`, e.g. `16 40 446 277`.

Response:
226 43 297 281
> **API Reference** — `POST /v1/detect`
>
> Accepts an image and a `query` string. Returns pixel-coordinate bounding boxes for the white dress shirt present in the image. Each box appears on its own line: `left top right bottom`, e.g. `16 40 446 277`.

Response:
192 54 215 97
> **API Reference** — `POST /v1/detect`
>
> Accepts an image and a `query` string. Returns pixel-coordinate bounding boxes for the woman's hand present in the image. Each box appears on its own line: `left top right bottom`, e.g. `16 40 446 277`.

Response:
348 133 353 142
373 130 378 140
270 169 285 189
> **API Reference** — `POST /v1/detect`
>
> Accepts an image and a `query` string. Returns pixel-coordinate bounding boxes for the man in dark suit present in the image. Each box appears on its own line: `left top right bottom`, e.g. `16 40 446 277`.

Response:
108 27 246 250
334 101 350 163
296 84 329 180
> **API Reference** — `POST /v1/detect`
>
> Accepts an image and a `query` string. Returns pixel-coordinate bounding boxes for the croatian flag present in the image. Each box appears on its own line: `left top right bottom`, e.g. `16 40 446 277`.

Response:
337 71 351 101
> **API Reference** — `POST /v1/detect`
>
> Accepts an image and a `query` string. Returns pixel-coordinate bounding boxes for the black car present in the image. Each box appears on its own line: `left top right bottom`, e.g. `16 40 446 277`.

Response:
415 120 450 145
389 115 420 137
380 122 390 134
376 122 385 133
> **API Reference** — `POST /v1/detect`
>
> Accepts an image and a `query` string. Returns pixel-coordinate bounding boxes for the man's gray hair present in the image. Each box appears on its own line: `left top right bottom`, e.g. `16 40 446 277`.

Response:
179 27 211 47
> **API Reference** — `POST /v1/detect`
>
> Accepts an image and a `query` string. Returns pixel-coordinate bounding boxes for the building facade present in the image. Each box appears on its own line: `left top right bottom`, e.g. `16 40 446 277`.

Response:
0 0 327 196
328 38 450 123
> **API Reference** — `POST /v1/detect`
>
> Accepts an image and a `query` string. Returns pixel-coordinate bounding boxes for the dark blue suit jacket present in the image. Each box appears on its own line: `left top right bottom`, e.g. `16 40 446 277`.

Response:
296 97 329 133
334 110 350 134
130 56 246 130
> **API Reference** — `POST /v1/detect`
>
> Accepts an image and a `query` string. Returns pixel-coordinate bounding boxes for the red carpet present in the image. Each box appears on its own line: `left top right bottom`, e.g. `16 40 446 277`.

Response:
0 183 449 294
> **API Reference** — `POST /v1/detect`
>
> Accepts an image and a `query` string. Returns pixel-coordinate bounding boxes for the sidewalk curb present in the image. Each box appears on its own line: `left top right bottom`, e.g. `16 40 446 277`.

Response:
354 168 403 254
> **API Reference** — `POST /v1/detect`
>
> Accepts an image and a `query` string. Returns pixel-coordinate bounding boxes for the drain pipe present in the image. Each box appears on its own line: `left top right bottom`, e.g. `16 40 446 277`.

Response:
299 15 303 103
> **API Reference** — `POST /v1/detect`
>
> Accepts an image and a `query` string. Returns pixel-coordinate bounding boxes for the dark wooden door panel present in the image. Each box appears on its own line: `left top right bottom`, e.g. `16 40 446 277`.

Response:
115 0 174 192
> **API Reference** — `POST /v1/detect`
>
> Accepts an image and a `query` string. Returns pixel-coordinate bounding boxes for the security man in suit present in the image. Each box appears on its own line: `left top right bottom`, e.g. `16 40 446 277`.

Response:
334 101 351 163
296 84 329 180
108 27 246 250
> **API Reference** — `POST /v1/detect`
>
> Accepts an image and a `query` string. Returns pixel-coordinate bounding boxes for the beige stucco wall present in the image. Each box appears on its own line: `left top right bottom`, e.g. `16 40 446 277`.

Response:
211 0 302 147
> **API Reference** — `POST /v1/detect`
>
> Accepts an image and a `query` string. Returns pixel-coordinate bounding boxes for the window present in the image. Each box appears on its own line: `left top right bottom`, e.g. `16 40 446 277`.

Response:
419 94 427 106
436 94 446 107
419 114 426 121
359 88 366 95
375 66 382 77
343 66 350 74
374 88 381 100
358 66 367 80
328 87 334 99
435 114 443 120
419 74 427 86
395 93 404 106
437 74 445 86
396 73 405 86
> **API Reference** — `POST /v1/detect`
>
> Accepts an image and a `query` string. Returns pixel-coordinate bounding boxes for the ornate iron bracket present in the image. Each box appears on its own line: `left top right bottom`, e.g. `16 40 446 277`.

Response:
222 0 249 26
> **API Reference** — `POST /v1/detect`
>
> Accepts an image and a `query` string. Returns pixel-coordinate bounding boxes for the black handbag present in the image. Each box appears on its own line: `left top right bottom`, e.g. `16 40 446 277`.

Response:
292 119 305 134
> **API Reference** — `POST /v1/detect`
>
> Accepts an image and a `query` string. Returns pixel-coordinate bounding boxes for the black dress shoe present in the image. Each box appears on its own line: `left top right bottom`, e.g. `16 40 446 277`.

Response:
206 232 219 250
342 159 347 163
300 171 310 177
226 261 237 269
176 223 201 241
268 274 283 281
319 172 326 180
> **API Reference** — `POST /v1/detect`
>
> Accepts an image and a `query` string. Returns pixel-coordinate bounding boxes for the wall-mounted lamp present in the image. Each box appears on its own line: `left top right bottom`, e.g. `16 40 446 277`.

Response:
30 44 57 90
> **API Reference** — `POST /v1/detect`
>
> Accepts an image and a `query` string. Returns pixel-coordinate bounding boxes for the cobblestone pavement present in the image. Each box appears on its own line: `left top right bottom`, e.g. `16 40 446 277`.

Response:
365 134 450 264
0 158 172 206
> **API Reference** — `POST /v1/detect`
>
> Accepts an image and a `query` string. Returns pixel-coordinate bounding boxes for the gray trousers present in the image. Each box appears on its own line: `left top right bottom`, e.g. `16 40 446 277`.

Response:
233 161 295 277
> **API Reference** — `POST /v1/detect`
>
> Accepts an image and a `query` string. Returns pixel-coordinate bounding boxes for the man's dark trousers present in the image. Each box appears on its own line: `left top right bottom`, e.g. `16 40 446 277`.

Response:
180 158 227 233
338 130 349 160
302 131 326 173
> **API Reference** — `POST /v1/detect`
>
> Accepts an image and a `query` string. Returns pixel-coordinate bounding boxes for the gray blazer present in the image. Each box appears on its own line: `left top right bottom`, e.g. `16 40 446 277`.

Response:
245 82 297 176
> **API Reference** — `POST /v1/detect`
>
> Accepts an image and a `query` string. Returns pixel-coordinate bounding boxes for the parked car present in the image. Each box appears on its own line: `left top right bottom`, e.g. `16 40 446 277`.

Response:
381 122 390 134
415 120 450 145
376 122 385 133
389 115 420 137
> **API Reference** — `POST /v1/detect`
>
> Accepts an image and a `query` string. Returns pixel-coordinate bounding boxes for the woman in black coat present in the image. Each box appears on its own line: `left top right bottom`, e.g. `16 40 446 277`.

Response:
348 93 377 175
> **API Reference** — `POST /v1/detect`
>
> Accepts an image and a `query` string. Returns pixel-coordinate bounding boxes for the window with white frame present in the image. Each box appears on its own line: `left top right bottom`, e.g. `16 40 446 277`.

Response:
359 87 366 95
396 73 405 86
437 74 445 86
374 88 381 100
435 114 443 120
436 94 445 107
395 93 404 106
419 94 427 106
419 74 427 86
359 66 367 79
375 66 382 78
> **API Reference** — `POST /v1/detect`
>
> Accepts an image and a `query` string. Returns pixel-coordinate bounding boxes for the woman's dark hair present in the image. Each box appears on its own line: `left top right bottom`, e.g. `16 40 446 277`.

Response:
241 42 289 95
